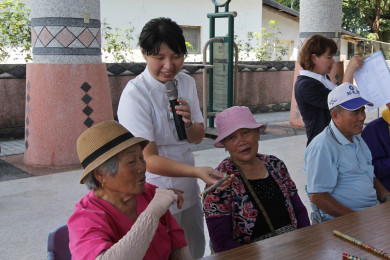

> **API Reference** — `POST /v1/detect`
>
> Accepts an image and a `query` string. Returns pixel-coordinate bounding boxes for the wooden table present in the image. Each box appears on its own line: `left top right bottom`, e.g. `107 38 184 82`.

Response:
200 202 390 260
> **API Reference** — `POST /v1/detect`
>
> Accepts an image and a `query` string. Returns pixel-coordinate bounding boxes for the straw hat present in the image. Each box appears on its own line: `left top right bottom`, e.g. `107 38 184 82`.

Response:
77 120 149 184
214 106 265 148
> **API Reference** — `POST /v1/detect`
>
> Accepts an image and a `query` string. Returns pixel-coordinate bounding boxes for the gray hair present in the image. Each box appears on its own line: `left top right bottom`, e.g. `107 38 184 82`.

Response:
83 154 119 190
330 105 344 118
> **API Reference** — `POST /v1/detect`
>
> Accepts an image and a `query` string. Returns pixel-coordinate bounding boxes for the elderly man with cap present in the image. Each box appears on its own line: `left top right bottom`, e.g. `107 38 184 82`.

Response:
304 83 390 221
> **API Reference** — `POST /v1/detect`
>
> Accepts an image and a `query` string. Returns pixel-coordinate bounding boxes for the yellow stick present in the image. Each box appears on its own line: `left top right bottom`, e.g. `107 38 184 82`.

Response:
333 230 390 259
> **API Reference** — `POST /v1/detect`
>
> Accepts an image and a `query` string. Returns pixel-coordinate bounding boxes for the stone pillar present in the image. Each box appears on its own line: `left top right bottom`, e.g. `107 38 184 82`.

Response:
25 0 113 166
290 0 344 127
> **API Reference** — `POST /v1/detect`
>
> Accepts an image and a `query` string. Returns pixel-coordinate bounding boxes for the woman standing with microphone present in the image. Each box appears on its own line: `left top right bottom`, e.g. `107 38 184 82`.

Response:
117 17 231 259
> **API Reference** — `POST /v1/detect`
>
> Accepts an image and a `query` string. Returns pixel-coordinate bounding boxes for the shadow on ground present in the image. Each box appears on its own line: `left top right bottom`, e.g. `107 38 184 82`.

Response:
0 159 31 181
0 154 82 182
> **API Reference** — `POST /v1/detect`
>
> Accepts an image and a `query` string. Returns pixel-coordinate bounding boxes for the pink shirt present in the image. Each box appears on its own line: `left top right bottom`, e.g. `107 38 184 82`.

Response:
68 183 187 260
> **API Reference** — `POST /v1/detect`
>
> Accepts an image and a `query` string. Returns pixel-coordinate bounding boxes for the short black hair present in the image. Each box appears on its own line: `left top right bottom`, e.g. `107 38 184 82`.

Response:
139 17 188 56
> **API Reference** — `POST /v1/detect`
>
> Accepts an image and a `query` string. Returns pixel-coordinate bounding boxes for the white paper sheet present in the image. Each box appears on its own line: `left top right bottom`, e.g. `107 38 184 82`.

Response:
354 51 390 111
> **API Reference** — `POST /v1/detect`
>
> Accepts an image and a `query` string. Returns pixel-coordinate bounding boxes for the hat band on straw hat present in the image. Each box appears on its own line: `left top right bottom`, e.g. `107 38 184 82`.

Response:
81 132 134 169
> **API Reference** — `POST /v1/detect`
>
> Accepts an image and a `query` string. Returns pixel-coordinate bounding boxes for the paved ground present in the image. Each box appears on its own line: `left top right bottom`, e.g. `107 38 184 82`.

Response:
0 109 383 259
0 111 305 182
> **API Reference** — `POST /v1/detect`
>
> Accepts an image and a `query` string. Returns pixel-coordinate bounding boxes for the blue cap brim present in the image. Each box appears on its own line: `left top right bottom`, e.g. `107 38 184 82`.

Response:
340 97 373 111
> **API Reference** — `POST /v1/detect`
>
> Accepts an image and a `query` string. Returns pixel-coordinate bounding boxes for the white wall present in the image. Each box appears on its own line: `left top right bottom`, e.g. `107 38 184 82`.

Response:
339 38 349 61
3 0 359 63
4 0 263 62
100 0 262 60
262 8 300 60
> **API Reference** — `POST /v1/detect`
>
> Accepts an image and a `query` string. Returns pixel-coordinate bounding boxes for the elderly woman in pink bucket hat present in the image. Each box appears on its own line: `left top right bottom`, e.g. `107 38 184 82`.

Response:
202 106 310 253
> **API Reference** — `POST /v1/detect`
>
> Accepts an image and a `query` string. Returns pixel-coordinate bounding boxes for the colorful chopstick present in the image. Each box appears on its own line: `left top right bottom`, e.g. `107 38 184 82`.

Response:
334 230 390 259
342 253 367 260
199 174 230 197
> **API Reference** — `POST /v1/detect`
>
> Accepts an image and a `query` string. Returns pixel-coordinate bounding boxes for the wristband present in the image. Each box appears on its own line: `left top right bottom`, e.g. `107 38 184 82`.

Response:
381 193 390 202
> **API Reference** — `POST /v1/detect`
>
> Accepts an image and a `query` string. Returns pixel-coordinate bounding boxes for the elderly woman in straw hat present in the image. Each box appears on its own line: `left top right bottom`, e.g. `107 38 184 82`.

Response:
67 121 191 260
202 106 310 253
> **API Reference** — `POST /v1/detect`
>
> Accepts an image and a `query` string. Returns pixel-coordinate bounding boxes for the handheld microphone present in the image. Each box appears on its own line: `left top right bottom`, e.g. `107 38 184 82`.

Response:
165 80 187 140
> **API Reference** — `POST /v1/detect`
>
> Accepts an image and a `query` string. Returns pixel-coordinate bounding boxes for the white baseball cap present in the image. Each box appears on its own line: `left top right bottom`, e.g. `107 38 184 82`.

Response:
328 82 373 111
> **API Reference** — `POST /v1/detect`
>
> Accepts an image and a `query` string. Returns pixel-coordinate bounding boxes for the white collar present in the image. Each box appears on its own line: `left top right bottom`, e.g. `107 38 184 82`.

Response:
143 67 165 89
299 70 336 90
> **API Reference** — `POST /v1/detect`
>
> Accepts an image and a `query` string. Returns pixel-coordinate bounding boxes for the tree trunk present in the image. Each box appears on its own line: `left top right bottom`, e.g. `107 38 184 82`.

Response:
372 0 381 39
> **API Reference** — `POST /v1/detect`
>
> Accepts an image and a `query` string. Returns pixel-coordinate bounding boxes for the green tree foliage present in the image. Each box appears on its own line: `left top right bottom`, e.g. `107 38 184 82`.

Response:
102 19 198 62
185 42 196 54
0 0 31 63
101 19 135 63
342 0 390 42
236 20 288 61
273 0 300 11
273 0 390 42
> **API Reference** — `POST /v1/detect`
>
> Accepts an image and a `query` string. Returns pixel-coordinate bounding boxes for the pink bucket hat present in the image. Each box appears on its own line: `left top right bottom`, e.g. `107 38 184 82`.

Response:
214 106 265 148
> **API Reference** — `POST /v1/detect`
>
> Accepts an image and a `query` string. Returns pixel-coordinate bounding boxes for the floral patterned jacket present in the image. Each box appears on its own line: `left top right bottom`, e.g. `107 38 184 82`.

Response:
203 153 298 244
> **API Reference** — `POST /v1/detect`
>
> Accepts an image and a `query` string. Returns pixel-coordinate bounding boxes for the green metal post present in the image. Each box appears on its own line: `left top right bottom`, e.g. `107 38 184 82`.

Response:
208 0 235 127
227 14 234 107
208 17 215 127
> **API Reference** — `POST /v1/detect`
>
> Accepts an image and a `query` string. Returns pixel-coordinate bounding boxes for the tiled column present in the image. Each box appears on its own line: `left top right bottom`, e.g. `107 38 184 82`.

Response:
25 0 113 166
290 0 343 127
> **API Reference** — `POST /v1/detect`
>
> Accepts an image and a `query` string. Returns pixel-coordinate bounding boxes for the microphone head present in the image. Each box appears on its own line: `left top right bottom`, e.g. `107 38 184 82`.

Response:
165 80 178 100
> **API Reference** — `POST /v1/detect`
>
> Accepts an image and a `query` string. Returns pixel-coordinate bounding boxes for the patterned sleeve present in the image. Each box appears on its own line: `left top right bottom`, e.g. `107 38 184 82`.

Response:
203 158 233 218
202 158 243 253
268 155 297 196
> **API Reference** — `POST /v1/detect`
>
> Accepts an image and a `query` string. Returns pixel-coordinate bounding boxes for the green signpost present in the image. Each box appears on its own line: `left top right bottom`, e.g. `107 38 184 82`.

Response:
207 0 236 127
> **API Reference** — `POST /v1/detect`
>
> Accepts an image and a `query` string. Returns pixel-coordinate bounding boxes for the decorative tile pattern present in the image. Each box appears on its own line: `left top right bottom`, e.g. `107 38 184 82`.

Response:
68 39 85 48
81 94 92 104
78 29 95 47
31 18 101 56
80 82 91 92
0 65 26 79
82 106 93 116
31 28 38 47
104 62 296 77
0 61 296 79
84 117 94 128
46 38 63 48
68 27 85 38
96 30 102 46
38 27 53 47
47 26 65 38
250 103 291 113
55 28 76 47
80 82 94 128
0 63 295 139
